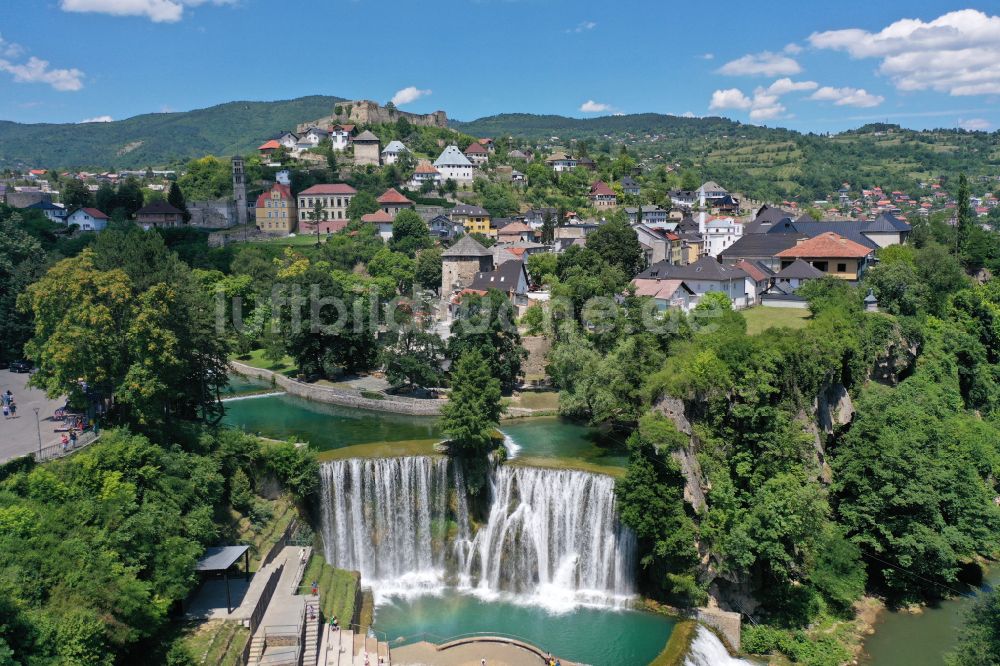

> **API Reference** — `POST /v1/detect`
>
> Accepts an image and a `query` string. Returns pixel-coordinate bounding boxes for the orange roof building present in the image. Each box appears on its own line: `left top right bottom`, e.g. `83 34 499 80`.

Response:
255 182 296 235
775 232 874 280
376 188 415 217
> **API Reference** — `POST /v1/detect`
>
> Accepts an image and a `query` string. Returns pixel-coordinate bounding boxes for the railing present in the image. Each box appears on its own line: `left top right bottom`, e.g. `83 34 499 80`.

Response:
248 563 284 634
255 646 299 666
34 431 100 462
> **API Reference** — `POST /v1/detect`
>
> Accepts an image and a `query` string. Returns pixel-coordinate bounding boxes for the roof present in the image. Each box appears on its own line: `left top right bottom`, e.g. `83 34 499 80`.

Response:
589 181 616 197
73 207 108 219
498 221 532 235
414 162 439 174
451 204 489 217
719 233 802 258
786 221 880 249
258 139 281 151
434 145 473 167
864 212 911 233
775 232 873 259
299 183 358 196
699 181 726 193
136 200 184 216
362 210 395 223
353 130 379 142
632 278 694 300
464 142 488 154
382 140 408 154
636 255 748 282
196 545 250 572
442 234 493 258
545 150 575 162
25 200 62 211
377 188 414 205
304 126 329 136
621 176 639 187
775 258 825 280
735 259 772 282
745 207 793 233
469 261 527 293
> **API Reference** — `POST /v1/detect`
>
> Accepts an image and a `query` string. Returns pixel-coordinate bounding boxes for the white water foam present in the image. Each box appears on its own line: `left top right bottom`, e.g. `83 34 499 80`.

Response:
501 433 522 459
221 391 285 402
318 457 636 611
685 625 757 666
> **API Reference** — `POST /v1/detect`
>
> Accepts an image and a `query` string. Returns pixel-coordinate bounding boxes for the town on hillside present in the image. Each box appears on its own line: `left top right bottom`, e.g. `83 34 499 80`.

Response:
4 98 998 322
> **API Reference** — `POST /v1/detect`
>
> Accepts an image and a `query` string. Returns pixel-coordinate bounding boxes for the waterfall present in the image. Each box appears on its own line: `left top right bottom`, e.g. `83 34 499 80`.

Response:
462 466 636 610
318 458 636 609
685 626 757 666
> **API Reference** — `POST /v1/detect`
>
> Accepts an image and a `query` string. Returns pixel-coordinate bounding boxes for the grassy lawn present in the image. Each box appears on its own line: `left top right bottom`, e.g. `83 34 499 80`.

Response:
507 391 559 412
302 553 360 625
222 494 296 572
232 348 297 375
179 620 250 666
315 440 441 462
261 233 330 246
743 307 812 336
510 456 626 479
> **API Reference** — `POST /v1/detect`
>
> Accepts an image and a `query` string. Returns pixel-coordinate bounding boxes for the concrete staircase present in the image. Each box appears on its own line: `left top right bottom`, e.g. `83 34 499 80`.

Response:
323 627 391 666
301 597 321 665
247 634 266 665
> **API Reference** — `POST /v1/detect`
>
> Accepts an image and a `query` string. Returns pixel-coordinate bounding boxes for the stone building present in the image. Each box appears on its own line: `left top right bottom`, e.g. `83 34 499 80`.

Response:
352 130 381 166
232 156 249 227
441 235 494 295
298 99 448 133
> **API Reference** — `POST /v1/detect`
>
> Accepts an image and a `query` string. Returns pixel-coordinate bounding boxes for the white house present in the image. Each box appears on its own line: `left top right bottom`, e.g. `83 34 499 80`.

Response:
434 145 474 182
702 215 743 257
275 169 291 186
330 124 354 151
275 132 299 150
381 140 408 165
301 127 329 147
634 256 752 309
67 207 109 232
410 162 441 189
632 278 696 312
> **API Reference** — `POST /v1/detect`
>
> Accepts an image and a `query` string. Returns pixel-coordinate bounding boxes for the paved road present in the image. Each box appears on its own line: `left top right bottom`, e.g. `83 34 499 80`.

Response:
0 369 64 463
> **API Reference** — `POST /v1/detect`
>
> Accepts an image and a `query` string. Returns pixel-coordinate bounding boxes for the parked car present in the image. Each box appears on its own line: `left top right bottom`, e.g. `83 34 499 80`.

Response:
9 360 32 373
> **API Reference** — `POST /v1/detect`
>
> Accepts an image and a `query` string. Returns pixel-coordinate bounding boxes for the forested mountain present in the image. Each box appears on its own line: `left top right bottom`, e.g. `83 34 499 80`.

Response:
455 114 1000 201
0 96 343 170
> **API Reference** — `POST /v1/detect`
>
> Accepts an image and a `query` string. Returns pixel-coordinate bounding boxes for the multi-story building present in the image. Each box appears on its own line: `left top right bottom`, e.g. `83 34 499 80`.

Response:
449 204 492 236
255 183 296 235
434 145 474 182
589 181 617 208
296 184 357 229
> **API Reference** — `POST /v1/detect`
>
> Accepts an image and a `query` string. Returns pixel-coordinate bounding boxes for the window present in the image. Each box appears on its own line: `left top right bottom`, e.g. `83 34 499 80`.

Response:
814 261 828 272
837 263 847 273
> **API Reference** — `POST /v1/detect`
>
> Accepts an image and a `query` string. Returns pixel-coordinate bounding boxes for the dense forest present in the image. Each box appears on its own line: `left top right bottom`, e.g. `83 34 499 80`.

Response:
0 96 342 170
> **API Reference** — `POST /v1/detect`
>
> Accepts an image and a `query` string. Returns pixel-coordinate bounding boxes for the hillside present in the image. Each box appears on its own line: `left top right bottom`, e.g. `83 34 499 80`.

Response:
0 95 344 170
455 113 1000 200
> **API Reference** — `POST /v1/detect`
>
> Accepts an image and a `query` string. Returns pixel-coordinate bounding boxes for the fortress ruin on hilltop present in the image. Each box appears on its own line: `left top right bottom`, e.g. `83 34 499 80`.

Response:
297 99 448 133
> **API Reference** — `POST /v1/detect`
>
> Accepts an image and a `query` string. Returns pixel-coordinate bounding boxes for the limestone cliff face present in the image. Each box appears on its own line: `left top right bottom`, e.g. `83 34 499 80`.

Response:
297 99 448 133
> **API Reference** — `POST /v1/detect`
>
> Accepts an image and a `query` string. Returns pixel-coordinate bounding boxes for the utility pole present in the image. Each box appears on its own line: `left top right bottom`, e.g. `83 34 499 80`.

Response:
33 407 42 459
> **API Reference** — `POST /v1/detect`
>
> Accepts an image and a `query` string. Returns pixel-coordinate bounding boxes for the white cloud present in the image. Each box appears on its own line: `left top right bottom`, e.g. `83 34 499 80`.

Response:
710 79 817 121
680 111 697 118
566 20 597 33
783 43 803 55
709 88 753 111
0 34 24 58
0 56 84 91
699 53 714 60
79 115 113 123
809 86 884 108
390 86 431 106
717 51 801 77
809 9 1000 96
579 100 613 113
957 118 991 131
59 0 235 23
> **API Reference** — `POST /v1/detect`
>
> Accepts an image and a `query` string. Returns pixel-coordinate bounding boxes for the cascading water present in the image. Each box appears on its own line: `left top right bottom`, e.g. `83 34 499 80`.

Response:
684 626 758 666
318 457 636 609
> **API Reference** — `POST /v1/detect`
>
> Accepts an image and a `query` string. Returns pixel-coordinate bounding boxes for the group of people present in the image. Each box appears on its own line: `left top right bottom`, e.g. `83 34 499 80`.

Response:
2 390 16 419
59 430 79 451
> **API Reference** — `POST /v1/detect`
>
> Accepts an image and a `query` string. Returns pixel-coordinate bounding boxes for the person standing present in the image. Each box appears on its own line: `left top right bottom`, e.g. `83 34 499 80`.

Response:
69 430 78 448
7 401 15 418
2 403 8 419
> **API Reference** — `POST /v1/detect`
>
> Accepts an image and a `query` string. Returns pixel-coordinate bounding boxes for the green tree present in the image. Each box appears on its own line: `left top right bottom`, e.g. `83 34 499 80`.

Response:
63 178 94 209
947 591 1000 666
440 349 503 492
586 215 645 276
0 215 47 363
177 156 231 200
388 209 432 257
956 172 972 256
414 247 443 292
166 182 191 223
367 247 415 293
381 327 446 391
347 191 379 221
448 290 526 392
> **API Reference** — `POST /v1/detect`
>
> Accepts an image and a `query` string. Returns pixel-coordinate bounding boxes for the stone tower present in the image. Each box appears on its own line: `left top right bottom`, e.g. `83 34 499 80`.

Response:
232 156 248 227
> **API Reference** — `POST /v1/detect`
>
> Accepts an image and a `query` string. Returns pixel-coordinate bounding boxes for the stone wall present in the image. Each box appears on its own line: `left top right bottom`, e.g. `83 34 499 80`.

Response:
189 200 236 229
298 100 448 133
7 191 51 208
696 608 742 653
229 361 443 416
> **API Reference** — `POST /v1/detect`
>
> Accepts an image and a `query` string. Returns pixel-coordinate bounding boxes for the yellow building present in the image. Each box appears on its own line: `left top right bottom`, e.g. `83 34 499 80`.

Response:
449 204 494 237
775 232 874 280
255 183 296 235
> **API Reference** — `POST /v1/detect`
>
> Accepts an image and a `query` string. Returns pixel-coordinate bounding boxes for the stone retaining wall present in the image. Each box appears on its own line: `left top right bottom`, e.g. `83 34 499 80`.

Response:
696 607 741 653
229 362 444 416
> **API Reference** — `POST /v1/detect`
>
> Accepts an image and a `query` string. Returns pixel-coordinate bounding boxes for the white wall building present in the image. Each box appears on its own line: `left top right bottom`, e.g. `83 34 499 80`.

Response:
433 145 474 182
381 140 408 165
701 215 743 257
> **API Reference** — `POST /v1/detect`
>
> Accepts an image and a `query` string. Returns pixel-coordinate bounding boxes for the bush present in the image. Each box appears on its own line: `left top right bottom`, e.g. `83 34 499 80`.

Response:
229 469 253 513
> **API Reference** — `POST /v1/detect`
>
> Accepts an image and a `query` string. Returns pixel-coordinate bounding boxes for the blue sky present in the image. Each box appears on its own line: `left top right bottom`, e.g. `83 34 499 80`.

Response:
1 0 998 133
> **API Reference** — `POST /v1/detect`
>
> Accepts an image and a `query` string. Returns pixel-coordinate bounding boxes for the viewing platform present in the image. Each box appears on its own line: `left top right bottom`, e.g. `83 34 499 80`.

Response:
391 633 577 666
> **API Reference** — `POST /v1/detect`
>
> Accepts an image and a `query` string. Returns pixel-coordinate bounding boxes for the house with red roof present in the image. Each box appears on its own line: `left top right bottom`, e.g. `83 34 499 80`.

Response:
297 184 357 228
67 207 109 232
464 141 489 166
588 181 617 209
258 139 281 157
377 188 415 218
362 209 395 241
409 162 441 190
255 183 296 235
775 232 874 280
